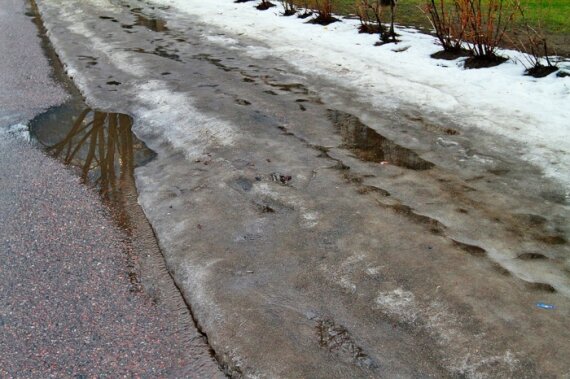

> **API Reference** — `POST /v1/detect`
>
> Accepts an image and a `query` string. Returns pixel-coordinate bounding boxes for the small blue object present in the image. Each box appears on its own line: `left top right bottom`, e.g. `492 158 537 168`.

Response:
536 302 555 310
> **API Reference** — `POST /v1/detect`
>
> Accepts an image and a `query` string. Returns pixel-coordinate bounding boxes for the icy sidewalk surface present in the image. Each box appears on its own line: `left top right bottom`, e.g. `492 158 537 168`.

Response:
158 0 570 188
34 0 570 377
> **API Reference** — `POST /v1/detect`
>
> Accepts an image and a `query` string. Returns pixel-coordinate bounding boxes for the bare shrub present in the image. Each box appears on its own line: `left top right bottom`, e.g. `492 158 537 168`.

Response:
458 0 518 65
424 0 519 66
311 0 339 25
422 0 466 53
279 0 297 15
509 6 558 77
355 0 384 34
515 27 557 77
355 0 398 43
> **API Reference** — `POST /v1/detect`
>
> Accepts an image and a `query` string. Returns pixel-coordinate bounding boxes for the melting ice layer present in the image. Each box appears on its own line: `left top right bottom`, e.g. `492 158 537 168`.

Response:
328 109 434 171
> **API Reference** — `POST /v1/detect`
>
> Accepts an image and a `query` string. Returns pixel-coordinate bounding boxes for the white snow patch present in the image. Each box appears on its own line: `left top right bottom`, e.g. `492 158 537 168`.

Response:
375 288 418 322
134 80 236 158
66 21 147 78
374 290 522 376
83 0 121 10
181 259 225 324
205 35 239 46
1 123 30 141
299 207 319 228
320 254 367 294
365 266 382 276
243 45 274 60
254 182 277 197
340 276 357 293
151 0 570 186
455 350 521 378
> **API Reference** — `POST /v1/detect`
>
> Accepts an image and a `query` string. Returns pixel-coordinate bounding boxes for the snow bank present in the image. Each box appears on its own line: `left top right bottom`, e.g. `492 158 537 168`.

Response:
150 0 570 187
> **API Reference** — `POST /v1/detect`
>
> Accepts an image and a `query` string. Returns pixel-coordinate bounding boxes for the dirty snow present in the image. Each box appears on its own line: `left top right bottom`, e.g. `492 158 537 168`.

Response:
50 3 237 158
375 288 418 322
134 80 236 158
149 0 570 187
375 289 522 376
1 123 31 141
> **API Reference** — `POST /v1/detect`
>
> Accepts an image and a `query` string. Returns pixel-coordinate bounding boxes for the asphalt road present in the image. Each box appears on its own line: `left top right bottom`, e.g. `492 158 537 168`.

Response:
0 0 222 377
0 0 67 127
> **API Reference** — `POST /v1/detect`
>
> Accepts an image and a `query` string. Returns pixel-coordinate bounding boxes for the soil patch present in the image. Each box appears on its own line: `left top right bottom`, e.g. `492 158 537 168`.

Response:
431 49 470 60
358 24 381 34
308 15 340 26
134 14 168 32
525 64 558 78
374 36 400 46
298 11 313 19
256 1 276 10
464 55 508 69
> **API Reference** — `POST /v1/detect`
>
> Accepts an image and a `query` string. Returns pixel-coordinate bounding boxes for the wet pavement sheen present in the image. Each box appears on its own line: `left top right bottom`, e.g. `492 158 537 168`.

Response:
0 0 225 377
32 0 570 377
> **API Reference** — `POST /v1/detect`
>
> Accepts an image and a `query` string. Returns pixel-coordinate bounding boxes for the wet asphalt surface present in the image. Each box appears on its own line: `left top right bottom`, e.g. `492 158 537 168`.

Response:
0 0 221 377
0 135 197 377
0 0 67 126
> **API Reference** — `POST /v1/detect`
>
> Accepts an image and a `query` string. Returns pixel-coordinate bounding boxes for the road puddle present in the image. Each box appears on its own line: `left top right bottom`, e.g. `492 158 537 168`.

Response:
264 81 309 95
109 5 170 32
192 53 237 72
133 14 168 32
28 99 156 292
328 110 435 170
29 101 155 204
127 46 182 62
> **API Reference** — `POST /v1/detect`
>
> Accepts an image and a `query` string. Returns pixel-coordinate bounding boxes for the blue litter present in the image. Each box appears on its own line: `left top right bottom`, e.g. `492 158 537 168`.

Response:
536 302 555 310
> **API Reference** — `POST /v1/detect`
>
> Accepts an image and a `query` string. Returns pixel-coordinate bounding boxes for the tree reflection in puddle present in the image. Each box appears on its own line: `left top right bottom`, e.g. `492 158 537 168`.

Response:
328 109 435 171
31 106 155 227
134 14 168 32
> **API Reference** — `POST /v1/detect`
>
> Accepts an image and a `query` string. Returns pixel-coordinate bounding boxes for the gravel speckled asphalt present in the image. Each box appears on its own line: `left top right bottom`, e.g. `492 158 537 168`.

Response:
0 0 222 377
0 0 67 126
0 134 196 377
